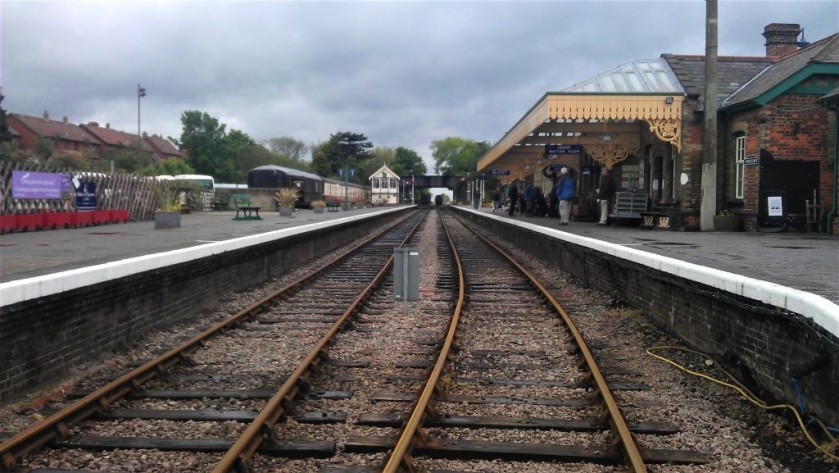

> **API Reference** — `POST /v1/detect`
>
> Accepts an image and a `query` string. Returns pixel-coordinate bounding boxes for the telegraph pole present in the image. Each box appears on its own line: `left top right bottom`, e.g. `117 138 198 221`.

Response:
700 0 718 230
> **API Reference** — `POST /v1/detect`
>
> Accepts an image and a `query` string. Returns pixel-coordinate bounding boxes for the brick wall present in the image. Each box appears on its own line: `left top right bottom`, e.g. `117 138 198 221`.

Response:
456 208 839 426
0 211 404 400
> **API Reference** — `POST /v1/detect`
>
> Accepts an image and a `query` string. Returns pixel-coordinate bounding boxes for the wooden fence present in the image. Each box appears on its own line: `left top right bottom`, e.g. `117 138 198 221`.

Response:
0 161 160 221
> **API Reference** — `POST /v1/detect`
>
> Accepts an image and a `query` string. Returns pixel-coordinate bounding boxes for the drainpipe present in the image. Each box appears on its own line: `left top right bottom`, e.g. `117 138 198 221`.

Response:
829 109 838 235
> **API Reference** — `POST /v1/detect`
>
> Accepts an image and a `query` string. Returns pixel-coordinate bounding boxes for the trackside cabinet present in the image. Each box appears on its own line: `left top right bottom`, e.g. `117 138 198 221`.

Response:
394 247 420 301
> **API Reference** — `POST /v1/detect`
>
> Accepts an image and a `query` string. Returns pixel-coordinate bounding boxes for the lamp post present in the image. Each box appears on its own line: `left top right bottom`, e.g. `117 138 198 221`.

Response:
137 84 146 150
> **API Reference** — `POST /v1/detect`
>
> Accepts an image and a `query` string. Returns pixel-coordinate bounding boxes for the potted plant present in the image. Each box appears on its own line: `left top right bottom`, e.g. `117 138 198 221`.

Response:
311 199 326 214
713 209 741 231
274 187 300 217
153 183 182 229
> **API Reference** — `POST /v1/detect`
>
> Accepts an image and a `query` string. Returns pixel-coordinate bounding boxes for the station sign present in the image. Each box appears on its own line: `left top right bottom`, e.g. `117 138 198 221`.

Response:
75 181 97 212
545 144 583 155
11 171 71 199
744 156 759 166
488 169 510 176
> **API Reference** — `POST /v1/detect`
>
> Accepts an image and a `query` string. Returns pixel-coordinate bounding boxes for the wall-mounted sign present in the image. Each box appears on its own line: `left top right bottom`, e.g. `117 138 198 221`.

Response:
75 181 97 212
488 169 510 175
744 155 759 166
767 195 783 217
545 144 583 155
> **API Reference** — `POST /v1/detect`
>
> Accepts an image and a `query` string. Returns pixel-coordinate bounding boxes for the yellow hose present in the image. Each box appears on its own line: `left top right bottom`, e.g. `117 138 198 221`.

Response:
646 345 838 461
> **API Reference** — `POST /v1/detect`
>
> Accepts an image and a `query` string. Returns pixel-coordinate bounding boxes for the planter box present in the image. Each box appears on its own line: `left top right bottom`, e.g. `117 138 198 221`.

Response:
91 210 111 226
279 207 293 217
15 213 45 232
45 212 75 230
154 211 181 229
0 214 16 234
110 209 130 223
313 207 325 214
72 211 94 227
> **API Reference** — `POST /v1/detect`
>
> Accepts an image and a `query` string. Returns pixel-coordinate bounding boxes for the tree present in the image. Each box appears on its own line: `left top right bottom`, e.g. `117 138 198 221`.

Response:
0 89 13 143
311 132 373 183
178 110 229 179
263 136 308 163
99 147 155 173
393 146 427 177
430 137 490 175
141 157 194 176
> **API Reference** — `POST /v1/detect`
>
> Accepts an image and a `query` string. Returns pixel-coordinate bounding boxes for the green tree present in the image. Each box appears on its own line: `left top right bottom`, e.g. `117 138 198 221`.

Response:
430 137 490 175
98 147 155 173
311 131 373 183
0 89 13 143
178 110 229 179
47 152 90 170
263 136 309 163
141 157 195 176
393 146 427 177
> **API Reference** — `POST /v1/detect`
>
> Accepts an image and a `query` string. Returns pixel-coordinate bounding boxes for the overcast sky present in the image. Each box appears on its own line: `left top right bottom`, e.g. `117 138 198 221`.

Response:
3 0 837 173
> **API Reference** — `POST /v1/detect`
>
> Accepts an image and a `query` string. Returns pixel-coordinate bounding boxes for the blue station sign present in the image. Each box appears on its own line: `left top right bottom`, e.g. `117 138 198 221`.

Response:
488 169 510 176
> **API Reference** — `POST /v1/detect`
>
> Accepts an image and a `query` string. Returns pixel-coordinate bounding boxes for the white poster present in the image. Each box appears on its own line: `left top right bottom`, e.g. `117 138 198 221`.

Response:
767 196 783 217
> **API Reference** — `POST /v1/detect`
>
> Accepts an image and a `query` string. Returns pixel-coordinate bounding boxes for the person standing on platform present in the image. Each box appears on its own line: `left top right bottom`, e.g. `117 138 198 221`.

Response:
556 167 576 225
596 167 617 226
524 182 536 216
491 189 501 212
472 190 481 209
507 183 518 216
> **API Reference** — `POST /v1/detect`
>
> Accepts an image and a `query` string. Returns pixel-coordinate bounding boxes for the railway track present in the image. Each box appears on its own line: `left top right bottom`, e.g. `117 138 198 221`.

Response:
2 208 711 472
1 211 426 472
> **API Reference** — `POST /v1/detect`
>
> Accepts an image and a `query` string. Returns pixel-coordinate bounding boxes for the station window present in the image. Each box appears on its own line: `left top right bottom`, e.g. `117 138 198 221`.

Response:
734 134 745 199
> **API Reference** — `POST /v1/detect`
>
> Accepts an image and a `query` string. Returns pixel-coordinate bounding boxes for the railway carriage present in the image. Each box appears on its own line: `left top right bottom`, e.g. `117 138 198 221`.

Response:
247 165 323 208
323 178 370 207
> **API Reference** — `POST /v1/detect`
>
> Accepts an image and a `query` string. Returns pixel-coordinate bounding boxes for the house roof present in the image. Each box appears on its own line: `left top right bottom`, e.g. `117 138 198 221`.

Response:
80 122 153 151
721 33 839 110
562 58 684 94
9 113 100 144
144 134 183 159
821 85 839 104
662 54 773 104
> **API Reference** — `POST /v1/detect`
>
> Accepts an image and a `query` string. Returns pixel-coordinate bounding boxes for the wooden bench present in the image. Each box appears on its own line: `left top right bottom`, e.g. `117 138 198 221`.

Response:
231 194 262 220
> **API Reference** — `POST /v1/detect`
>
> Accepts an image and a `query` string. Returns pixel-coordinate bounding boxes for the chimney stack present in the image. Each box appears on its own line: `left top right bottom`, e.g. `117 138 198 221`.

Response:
763 23 802 58
87 121 99 127
43 111 50 120
62 116 68 124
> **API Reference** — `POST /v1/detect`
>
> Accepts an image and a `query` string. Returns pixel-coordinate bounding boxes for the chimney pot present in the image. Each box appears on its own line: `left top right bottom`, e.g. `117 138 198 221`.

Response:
43 111 50 120
62 116 68 124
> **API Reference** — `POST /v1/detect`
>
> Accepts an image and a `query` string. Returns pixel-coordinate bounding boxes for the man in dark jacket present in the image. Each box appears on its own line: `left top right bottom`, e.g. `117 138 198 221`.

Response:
507 183 518 216
596 167 617 225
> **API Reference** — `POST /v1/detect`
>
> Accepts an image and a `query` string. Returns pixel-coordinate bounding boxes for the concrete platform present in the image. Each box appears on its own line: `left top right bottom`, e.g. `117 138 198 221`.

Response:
1 206 837 304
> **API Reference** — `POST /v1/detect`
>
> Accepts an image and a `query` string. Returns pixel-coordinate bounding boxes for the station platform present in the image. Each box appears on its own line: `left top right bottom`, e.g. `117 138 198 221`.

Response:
0 206 837 305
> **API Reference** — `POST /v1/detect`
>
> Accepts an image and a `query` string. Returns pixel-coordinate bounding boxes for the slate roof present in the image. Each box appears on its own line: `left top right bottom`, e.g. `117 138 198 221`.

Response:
145 134 184 159
9 113 100 144
721 33 839 109
562 58 684 94
821 85 839 103
80 122 153 151
662 54 773 105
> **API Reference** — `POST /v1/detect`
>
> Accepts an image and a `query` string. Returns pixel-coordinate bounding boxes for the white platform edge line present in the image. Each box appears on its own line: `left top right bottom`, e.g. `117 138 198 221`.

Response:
0 208 405 308
469 208 839 338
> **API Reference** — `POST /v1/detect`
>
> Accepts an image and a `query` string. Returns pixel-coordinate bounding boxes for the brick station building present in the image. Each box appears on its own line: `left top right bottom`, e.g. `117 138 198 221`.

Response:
479 24 839 234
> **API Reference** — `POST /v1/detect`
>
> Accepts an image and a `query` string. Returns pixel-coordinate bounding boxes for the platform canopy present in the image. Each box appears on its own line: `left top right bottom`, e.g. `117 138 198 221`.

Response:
478 59 686 182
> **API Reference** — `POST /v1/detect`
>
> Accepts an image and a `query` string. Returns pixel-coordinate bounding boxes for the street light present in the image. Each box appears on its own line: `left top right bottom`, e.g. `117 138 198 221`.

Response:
137 84 146 149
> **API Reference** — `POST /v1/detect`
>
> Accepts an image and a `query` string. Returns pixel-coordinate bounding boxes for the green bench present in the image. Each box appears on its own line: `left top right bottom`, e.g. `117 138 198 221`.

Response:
326 200 341 212
231 194 262 220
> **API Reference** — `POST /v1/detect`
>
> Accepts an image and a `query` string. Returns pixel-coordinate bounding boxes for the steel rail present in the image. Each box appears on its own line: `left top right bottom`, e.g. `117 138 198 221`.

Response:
213 211 427 473
381 212 465 473
0 211 417 471
460 217 647 472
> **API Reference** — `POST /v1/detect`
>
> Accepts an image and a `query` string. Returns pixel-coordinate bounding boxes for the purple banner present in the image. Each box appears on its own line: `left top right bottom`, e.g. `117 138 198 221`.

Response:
12 171 64 199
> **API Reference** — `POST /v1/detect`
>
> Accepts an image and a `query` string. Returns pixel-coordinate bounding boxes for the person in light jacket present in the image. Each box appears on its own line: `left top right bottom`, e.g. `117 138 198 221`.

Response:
556 167 576 225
